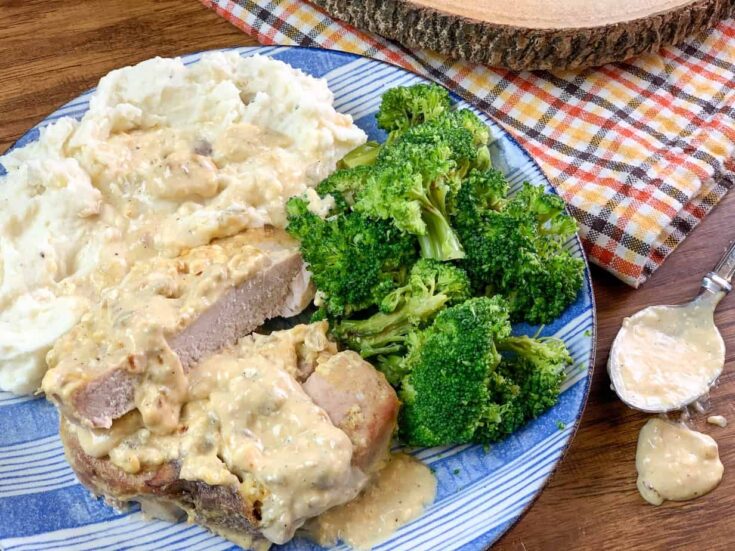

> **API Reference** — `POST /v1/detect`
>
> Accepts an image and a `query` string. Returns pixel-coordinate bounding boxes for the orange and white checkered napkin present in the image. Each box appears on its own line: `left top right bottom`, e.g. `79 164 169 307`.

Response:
201 0 735 287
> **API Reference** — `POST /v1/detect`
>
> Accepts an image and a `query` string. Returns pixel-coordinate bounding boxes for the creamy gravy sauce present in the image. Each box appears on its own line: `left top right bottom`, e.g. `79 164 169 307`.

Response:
73 411 142 458
305 454 436 550
69 323 373 545
89 124 302 257
636 418 723 506
610 294 725 410
43 231 282 433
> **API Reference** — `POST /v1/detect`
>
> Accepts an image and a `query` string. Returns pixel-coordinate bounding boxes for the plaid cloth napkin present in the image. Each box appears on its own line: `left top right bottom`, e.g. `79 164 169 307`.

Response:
201 0 735 287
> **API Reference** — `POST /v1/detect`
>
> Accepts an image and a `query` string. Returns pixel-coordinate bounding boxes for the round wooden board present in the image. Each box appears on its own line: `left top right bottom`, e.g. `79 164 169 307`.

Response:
311 0 735 70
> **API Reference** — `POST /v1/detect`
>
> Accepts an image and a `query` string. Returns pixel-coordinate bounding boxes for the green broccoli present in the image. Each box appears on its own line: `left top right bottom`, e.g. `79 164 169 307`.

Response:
315 166 372 212
376 82 452 138
380 257 470 313
372 352 408 388
476 371 525 443
506 180 579 237
453 109 491 156
454 168 509 222
474 335 570 441
337 83 452 170
333 91 494 263
352 109 494 261
377 137 463 220
385 109 492 177
456 182 584 324
380 116 473 168
498 335 571 418
285 196 417 317
397 297 572 447
354 143 466 261
398 296 511 446
332 260 471 383
337 141 381 170
283 82 582 450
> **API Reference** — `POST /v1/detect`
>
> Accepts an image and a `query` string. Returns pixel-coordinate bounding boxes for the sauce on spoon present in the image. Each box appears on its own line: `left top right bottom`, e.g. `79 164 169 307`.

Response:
609 291 725 412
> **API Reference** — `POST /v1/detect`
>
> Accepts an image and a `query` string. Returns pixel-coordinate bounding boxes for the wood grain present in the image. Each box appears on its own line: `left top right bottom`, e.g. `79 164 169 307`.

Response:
311 0 735 70
1 1 734 549
0 0 251 154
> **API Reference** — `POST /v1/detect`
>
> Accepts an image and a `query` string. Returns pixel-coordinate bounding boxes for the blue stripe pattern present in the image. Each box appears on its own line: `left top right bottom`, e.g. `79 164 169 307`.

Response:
0 47 595 551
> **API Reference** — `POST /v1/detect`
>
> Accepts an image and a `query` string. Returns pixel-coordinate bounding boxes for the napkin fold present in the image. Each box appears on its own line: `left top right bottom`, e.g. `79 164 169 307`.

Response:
201 0 735 287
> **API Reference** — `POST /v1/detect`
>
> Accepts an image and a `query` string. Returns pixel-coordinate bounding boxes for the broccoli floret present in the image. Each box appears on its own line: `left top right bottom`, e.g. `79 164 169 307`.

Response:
354 162 426 236
453 109 491 153
475 335 570 441
396 296 572 447
373 353 408 387
354 143 465 261
505 181 579 236
309 307 328 322
376 83 452 138
383 109 492 178
456 182 584 324
316 166 372 212
498 335 571 418
398 296 512 446
476 371 525 442
286 196 417 317
336 85 490 174
337 83 452 170
332 260 471 382
454 168 509 223
381 257 470 312
505 251 585 327
382 119 474 170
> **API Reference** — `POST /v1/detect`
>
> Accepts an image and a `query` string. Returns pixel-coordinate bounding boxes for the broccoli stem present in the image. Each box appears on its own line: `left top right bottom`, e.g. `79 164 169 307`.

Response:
375 354 408 386
335 293 449 357
359 341 405 358
338 141 381 169
418 206 465 261
428 179 451 217
497 335 572 369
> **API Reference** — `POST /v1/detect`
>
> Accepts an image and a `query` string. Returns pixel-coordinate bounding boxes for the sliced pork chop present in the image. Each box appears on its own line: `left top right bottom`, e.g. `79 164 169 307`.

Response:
60 419 270 550
43 228 313 430
167 252 304 372
303 351 399 472
59 339 399 547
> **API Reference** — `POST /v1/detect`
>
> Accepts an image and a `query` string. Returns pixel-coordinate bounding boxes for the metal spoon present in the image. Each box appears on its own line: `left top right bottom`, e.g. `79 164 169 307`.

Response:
608 240 735 413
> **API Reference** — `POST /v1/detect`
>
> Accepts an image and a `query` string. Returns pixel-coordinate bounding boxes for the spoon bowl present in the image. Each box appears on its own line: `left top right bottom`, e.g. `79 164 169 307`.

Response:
608 271 730 414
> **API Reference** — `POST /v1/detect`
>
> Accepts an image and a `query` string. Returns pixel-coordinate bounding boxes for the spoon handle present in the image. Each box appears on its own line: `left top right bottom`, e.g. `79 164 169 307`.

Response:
703 239 735 294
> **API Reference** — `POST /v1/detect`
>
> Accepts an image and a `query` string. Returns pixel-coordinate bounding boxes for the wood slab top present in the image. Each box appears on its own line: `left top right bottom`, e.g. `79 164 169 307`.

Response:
313 0 734 69
1 1 734 549
410 0 696 28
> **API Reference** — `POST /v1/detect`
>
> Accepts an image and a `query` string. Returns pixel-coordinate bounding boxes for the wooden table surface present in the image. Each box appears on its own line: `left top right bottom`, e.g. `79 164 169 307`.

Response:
2 1 734 549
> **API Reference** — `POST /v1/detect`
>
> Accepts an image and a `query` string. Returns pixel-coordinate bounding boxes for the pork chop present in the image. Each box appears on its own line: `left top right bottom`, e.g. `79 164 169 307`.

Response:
60 419 270 550
43 228 313 430
303 351 399 472
60 326 399 547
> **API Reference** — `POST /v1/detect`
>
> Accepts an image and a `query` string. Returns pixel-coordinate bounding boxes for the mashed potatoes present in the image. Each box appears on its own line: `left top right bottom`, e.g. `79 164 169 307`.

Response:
0 52 366 394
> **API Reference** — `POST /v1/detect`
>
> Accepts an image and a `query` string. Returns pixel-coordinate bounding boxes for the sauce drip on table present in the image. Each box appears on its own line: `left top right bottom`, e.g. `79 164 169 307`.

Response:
707 415 728 428
636 418 723 506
